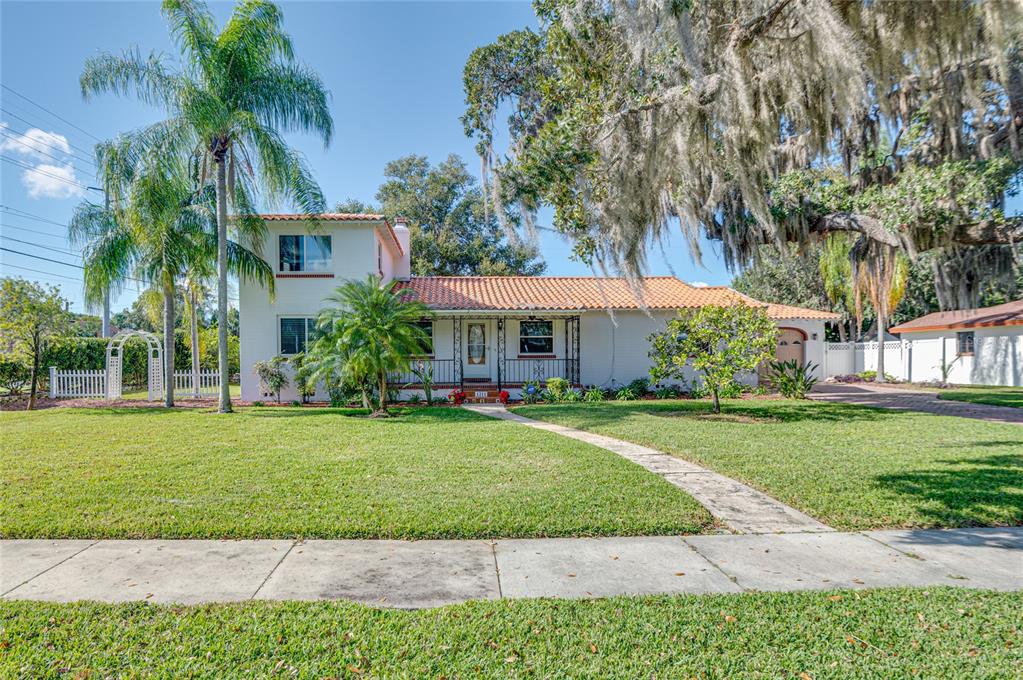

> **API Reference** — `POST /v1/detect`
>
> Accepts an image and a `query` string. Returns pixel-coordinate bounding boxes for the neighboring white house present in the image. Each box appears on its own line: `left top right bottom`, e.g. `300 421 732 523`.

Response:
887 300 1023 386
239 214 839 402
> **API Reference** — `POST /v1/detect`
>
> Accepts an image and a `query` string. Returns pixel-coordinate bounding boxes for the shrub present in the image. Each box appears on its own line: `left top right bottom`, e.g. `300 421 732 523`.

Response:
545 377 571 402
615 386 637 401
564 388 582 402
856 370 897 382
448 388 467 405
583 387 605 402
290 400 302 407
718 382 744 399
407 393 423 404
770 360 820 398
653 384 682 399
254 356 288 403
0 359 31 395
498 390 510 404
627 377 650 396
521 380 542 404
252 400 265 407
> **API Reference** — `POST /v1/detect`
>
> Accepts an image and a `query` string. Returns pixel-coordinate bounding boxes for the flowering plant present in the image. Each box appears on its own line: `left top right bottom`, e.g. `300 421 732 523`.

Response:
498 390 510 404
448 388 467 405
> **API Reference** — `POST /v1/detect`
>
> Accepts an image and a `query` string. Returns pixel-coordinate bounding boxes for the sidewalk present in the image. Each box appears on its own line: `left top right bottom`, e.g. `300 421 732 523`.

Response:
2 528 1020 607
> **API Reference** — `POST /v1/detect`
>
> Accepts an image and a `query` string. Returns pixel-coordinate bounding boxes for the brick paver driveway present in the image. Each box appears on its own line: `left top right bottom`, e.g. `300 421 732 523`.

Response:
810 383 1023 425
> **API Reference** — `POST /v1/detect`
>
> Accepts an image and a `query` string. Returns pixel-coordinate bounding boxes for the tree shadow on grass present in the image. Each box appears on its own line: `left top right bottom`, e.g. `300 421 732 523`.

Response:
875 454 1023 529
240 406 484 424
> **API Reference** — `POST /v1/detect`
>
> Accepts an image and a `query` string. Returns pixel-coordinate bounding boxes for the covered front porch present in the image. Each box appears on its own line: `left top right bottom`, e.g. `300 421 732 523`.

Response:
389 313 581 392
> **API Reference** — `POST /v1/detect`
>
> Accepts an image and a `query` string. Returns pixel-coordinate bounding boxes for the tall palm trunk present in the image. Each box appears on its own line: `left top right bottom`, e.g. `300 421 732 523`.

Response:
215 150 232 413
163 279 175 408
188 288 201 399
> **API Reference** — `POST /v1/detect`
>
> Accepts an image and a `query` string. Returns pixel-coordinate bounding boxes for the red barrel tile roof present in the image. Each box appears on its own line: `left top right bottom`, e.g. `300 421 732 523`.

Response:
394 276 840 319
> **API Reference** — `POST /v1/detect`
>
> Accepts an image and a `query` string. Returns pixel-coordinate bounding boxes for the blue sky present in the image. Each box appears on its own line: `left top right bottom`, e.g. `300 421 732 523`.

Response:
1 2 756 314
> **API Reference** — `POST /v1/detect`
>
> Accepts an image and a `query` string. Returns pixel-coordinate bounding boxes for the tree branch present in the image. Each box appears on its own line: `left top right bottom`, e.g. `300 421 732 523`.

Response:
946 215 1023 246
811 211 1023 248
810 212 900 247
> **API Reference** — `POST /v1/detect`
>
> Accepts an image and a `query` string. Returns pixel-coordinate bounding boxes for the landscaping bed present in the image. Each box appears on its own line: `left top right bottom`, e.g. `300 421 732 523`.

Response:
1 588 1019 677
1 406 712 539
514 399 1023 530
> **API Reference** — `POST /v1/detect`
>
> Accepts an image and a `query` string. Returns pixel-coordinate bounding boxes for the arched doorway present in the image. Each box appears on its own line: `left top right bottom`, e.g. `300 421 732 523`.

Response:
775 327 806 366
106 330 162 400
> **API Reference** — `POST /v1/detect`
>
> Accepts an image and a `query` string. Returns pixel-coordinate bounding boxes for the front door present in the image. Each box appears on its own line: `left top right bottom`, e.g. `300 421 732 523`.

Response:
464 321 490 380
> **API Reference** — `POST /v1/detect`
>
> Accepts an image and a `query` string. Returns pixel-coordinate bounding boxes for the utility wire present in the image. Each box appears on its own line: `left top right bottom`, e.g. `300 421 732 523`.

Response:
0 205 72 227
0 222 72 240
0 128 97 176
0 235 79 256
0 155 90 190
2 262 84 282
0 107 101 162
1 245 83 269
1 84 102 141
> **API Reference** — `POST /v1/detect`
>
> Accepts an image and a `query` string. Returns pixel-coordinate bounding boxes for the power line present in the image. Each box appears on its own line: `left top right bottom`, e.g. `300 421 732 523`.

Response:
1 84 102 142
0 222 72 241
0 107 100 162
0 235 79 257
1 245 83 269
2 262 84 282
0 205 72 227
0 128 97 177
0 155 90 191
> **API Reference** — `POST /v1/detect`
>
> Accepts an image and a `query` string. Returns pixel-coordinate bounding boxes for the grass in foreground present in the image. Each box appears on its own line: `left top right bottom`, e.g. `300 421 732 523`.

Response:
1 589 1019 677
938 386 1023 409
515 400 1023 530
1 406 710 539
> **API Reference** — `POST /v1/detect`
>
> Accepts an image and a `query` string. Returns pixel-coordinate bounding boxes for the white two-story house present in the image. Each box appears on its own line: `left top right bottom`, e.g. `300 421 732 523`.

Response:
239 213 839 402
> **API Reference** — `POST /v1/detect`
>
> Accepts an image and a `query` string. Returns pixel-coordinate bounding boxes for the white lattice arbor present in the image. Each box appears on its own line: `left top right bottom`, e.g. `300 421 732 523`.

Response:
106 330 162 400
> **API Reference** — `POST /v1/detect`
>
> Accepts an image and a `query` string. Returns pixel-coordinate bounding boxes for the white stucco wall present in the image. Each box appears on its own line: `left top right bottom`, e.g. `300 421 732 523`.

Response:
239 220 387 401
902 327 1022 386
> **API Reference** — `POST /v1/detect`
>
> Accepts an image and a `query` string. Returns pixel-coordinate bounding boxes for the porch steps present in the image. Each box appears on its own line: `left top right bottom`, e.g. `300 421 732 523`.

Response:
462 385 505 404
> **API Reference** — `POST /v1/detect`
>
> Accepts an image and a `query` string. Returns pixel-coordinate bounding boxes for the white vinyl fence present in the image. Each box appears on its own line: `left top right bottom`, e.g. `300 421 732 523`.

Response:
48 368 107 399
823 340 949 383
172 370 220 398
48 366 220 400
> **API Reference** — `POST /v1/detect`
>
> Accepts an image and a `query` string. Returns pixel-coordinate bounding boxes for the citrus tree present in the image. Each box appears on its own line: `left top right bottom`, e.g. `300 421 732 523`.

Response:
649 305 777 414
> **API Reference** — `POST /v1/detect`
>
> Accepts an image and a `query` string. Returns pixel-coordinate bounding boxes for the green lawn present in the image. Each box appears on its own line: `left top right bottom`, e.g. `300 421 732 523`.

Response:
938 386 1023 409
2 589 1019 677
514 400 1023 530
1 406 711 539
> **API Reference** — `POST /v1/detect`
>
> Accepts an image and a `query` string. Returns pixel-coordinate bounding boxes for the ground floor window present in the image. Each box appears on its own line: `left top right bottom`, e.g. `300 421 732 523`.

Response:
412 320 434 355
519 320 553 354
956 331 975 355
280 317 317 355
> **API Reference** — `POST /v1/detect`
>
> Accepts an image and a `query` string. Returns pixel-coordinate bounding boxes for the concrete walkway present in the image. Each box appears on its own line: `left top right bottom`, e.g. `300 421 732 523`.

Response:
2 529 1020 607
810 383 1023 424
464 404 832 534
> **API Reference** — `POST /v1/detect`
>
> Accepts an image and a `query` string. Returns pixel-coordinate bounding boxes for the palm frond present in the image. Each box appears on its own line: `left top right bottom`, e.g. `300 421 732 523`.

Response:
80 48 182 108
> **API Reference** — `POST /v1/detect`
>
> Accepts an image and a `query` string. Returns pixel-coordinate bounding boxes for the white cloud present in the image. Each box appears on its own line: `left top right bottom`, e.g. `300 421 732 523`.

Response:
690 281 709 287
1 121 86 200
21 162 85 199
0 123 72 159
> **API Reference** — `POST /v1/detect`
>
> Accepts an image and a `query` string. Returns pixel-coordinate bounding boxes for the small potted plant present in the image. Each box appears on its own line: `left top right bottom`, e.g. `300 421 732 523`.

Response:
498 389 510 404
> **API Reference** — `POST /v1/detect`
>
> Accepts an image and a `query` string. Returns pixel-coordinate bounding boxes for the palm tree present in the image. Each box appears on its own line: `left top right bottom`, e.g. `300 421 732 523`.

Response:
71 153 273 407
304 276 432 416
80 0 333 412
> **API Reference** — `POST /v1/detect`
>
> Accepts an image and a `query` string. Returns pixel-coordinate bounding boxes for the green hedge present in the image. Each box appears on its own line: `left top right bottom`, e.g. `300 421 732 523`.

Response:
42 332 239 386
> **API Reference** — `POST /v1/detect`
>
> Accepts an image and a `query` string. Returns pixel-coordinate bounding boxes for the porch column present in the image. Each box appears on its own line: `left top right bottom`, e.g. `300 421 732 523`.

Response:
497 318 505 391
453 317 462 386
572 315 581 385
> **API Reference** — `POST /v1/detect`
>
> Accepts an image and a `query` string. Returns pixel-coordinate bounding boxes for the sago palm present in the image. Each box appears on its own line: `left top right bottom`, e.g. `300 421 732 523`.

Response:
80 0 333 412
306 276 432 415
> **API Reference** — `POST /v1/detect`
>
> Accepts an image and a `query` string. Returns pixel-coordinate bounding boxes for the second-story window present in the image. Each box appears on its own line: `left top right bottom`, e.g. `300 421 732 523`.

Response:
279 235 331 272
